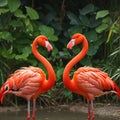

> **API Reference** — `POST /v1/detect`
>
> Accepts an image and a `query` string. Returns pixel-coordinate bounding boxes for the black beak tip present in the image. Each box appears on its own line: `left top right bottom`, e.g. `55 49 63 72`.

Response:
68 49 73 56
48 50 52 57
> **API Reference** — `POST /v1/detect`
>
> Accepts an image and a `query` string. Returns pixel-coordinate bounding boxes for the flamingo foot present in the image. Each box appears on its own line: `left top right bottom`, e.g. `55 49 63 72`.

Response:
26 114 30 120
92 116 95 120
32 115 35 120
88 115 90 120
92 111 95 120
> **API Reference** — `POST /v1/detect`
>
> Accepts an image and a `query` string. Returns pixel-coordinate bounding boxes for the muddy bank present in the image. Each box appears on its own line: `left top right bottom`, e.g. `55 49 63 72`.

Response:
0 103 120 119
67 103 120 119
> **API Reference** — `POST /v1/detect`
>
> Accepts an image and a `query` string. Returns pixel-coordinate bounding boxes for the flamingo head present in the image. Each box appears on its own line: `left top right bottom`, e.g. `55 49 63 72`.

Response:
67 33 86 50
0 82 11 104
34 35 53 57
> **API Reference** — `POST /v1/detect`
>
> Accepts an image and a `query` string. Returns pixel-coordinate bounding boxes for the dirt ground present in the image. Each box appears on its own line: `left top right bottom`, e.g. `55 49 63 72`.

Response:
68 103 120 119
0 103 120 119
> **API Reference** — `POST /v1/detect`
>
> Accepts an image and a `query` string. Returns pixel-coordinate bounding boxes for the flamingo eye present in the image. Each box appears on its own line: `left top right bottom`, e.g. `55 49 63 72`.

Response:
4 85 9 91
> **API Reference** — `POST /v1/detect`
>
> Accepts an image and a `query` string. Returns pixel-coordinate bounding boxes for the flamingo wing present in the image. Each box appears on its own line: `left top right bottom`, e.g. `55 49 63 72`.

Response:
3 66 46 100
73 66 115 100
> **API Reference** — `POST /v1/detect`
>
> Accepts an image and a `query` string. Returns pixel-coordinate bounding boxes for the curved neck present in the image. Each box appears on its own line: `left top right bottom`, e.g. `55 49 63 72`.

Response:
32 40 56 91
63 38 88 91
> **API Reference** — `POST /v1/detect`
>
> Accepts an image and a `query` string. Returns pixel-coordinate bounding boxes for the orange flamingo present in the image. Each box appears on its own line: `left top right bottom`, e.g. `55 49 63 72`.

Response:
0 35 56 120
63 33 120 120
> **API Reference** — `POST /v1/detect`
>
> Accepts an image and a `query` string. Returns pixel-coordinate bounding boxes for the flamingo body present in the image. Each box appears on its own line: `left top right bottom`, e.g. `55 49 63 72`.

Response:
73 66 116 100
0 35 56 120
63 33 120 120
1 66 46 101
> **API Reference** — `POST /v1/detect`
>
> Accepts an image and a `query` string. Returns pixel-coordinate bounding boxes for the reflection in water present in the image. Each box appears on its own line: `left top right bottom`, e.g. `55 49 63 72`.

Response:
0 108 116 120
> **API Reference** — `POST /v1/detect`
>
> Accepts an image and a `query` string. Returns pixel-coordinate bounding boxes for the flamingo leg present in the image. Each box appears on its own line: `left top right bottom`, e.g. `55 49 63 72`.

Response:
32 99 36 120
87 100 91 120
27 100 30 120
87 100 94 120
91 100 94 120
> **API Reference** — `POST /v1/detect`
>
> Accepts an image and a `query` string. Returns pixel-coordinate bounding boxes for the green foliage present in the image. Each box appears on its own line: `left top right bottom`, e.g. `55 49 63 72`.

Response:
0 0 58 79
96 10 109 19
66 4 112 66
95 10 112 33
8 0 21 12
106 16 120 43
98 16 120 98
38 25 58 41
26 6 39 20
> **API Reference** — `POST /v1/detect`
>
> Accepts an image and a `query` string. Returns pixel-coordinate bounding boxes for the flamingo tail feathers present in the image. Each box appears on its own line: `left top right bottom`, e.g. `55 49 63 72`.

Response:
114 82 120 99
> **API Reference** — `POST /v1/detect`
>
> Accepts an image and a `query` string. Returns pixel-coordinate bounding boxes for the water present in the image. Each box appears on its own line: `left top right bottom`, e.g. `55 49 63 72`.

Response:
0 108 117 120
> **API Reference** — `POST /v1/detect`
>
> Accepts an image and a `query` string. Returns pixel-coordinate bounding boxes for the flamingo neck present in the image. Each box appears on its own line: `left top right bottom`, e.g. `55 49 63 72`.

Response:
63 38 88 91
32 40 56 92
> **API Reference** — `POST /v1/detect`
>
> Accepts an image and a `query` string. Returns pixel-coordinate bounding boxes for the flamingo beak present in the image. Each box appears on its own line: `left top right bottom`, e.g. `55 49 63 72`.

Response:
48 50 52 57
67 39 75 56
67 39 75 49
68 49 73 56
45 41 53 51
0 90 4 104
45 41 53 57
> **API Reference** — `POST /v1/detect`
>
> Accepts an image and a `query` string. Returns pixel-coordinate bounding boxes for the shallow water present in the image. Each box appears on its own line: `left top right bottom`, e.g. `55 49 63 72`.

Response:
0 108 117 120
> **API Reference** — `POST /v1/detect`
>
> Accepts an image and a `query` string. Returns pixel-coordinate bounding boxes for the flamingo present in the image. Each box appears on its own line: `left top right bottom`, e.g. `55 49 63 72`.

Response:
63 33 120 120
0 35 56 120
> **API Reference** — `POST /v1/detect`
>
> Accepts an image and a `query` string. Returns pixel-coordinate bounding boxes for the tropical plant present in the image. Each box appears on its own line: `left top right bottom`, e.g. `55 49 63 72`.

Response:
65 4 112 67
101 16 120 83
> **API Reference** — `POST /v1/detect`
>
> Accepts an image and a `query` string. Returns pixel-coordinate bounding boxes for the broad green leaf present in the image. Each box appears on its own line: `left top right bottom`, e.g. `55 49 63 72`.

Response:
24 18 30 26
48 35 58 41
89 17 101 28
80 4 95 15
10 20 23 27
26 7 39 20
81 56 92 66
79 15 90 26
27 23 33 32
24 18 33 32
14 9 26 18
88 43 99 56
39 25 54 35
57 68 64 80
0 31 13 42
8 0 21 12
85 30 97 42
0 0 7 7
102 17 112 24
39 25 58 41
28 59 38 66
15 47 31 60
112 26 120 34
1 46 15 59
15 53 28 60
22 46 31 54
67 11 80 25
95 23 108 33
96 10 109 19
0 8 9 14
68 25 82 36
